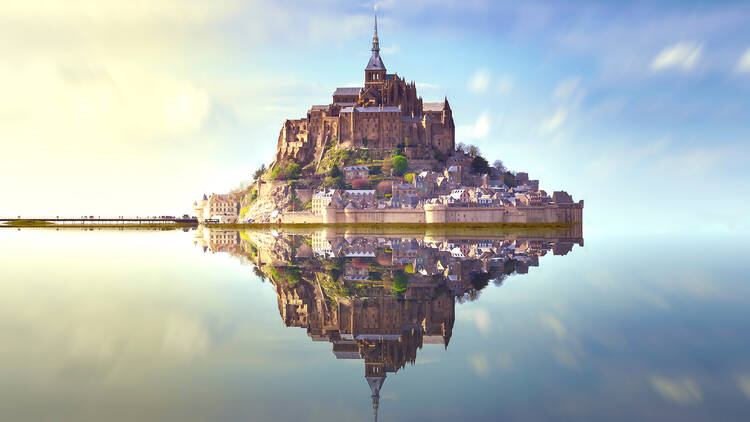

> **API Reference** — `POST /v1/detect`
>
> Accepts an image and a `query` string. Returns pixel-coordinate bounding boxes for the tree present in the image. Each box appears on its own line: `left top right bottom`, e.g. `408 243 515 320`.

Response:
503 171 518 187
403 173 415 183
252 164 267 181
376 180 393 194
471 155 490 174
351 178 370 189
467 145 480 158
321 176 345 189
492 160 505 173
285 163 301 180
328 165 342 178
392 271 408 292
392 155 408 176
456 142 467 154
381 159 393 175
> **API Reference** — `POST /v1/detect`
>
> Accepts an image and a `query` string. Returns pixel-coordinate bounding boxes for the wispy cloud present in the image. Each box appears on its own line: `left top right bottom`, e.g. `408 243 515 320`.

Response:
467 68 490 94
737 47 750 73
553 78 580 100
496 74 514 95
539 108 567 133
651 376 702 405
467 354 490 377
457 111 491 139
651 42 703 71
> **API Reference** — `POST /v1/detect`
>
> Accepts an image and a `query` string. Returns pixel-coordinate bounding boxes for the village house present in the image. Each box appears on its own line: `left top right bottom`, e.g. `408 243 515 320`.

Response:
414 171 437 197
392 183 417 198
343 165 369 183
193 193 240 223
312 189 338 214
343 189 377 208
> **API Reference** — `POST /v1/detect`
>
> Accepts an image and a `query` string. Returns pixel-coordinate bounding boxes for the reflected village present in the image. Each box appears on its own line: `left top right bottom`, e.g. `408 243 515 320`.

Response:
194 226 583 420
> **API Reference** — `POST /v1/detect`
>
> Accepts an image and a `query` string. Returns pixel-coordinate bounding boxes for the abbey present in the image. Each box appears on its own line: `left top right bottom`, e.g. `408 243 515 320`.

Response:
274 12 455 168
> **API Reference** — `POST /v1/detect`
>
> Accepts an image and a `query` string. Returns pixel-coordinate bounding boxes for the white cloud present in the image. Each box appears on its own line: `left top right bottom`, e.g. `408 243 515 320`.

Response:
457 111 491 139
553 78 580 100
539 108 567 133
467 354 490 377
496 75 514 95
737 374 750 399
458 308 492 336
651 42 703 71
651 376 702 405
416 82 441 92
539 313 567 340
737 47 750 73
468 68 490 94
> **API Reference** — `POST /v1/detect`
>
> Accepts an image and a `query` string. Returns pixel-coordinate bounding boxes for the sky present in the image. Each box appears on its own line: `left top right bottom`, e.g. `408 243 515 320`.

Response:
1 0 748 234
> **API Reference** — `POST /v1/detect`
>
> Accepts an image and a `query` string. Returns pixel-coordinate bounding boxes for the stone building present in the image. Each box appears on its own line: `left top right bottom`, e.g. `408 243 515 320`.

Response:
273 11 455 171
312 189 338 215
193 193 240 223
344 165 369 183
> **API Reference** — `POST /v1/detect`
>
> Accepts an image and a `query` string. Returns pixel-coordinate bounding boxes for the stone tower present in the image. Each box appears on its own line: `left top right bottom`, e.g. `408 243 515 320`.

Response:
365 7 386 86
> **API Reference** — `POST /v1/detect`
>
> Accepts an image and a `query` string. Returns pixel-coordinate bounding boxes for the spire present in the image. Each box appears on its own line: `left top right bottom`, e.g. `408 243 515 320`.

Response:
365 5 386 73
366 375 385 422
372 5 379 52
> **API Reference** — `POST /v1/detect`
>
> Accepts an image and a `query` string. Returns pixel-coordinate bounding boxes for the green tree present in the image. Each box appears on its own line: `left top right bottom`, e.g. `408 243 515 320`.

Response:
252 164 267 181
392 271 408 292
328 165 342 178
285 163 301 180
471 155 490 174
392 155 408 176
321 176 345 189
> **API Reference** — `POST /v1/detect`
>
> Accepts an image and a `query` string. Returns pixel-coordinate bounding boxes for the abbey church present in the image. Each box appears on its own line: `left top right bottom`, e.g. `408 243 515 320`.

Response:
274 11 456 168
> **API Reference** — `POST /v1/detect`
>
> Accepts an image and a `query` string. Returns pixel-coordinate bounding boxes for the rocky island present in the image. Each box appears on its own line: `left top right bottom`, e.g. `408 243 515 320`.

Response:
194 11 583 226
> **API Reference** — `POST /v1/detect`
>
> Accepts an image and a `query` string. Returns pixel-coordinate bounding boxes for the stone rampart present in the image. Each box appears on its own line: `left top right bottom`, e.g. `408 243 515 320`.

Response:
280 202 583 225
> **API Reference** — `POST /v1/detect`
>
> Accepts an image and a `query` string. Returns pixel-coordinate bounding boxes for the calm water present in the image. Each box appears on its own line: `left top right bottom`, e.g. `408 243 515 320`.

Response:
1 227 749 421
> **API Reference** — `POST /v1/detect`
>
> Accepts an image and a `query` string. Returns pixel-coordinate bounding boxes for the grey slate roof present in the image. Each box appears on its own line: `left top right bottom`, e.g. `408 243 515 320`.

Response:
340 106 401 113
423 102 446 112
366 52 386 70
333 87 362 96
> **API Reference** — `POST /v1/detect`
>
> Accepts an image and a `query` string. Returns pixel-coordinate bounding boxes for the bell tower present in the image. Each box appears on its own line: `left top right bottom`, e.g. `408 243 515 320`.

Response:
365 6 386 86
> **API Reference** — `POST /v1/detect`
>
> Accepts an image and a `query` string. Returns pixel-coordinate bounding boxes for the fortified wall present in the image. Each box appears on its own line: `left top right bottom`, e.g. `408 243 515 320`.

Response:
278 202 583 225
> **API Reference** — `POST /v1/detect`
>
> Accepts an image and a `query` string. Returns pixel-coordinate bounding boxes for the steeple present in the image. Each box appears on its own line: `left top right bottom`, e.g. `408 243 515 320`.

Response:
372 6 379 53
366 375 385 422
365 5 386 85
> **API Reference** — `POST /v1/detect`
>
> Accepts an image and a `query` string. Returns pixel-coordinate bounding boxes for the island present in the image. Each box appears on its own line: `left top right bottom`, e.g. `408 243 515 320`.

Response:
193 11 583 226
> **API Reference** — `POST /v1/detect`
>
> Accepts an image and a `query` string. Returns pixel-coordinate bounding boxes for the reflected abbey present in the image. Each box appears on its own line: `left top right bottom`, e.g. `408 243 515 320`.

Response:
194 227 583 420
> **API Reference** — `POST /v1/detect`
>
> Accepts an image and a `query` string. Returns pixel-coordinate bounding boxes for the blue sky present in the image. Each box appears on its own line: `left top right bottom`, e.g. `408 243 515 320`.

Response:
0 0 748 233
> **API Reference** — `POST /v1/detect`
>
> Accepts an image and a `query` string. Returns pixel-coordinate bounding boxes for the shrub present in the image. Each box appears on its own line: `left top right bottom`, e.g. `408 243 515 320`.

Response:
351 178 370 189
470 155 490 174
392 155 408 176
285 163 301 180
403 173 415 183
392 271 408 292
376 180 393 194
321 176 345 189
328 165 342 178
369 165 382 175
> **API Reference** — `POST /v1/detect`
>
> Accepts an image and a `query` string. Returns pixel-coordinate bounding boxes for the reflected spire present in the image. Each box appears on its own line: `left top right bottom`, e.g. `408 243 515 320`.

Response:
366 375 385 422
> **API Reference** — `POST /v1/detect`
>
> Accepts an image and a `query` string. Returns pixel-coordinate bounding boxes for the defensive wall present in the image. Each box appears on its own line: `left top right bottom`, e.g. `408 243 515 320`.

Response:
278 201 583 225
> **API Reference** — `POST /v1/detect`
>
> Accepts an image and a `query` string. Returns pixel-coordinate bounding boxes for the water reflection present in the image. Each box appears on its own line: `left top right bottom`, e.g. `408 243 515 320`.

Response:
193 226 583 420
